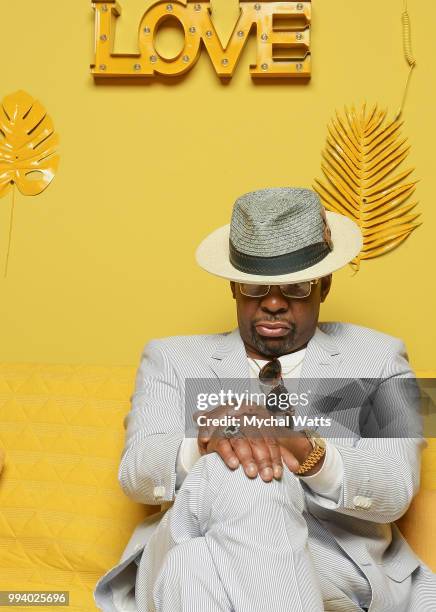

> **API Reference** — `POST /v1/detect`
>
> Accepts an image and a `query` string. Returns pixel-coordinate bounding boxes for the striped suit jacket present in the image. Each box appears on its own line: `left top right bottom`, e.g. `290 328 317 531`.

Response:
94 322 436 611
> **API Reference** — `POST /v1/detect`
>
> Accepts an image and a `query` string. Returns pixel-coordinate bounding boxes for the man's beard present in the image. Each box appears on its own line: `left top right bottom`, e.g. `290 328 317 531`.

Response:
249 321 297 358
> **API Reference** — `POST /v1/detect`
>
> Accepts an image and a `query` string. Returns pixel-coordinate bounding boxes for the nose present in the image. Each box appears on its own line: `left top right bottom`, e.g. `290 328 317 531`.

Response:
260 285 289 314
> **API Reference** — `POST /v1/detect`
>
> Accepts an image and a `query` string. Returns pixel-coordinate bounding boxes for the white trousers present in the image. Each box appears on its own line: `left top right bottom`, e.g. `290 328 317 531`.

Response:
134 453 370 612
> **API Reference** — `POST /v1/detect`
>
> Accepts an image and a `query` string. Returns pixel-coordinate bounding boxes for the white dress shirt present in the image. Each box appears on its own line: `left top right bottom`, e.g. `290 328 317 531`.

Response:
176 347 344 503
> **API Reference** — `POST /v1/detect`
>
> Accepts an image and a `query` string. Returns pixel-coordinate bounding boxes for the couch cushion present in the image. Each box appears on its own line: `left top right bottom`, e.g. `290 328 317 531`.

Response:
394 372 436 572
396 436 436 571
396 489 436 572
0 364 154 612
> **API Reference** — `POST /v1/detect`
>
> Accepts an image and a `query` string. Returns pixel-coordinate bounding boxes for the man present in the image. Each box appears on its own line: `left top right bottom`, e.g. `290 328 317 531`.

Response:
94 188 435 611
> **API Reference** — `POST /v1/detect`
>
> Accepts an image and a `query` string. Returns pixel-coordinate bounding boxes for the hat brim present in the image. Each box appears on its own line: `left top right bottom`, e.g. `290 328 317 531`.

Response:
195 211 362 283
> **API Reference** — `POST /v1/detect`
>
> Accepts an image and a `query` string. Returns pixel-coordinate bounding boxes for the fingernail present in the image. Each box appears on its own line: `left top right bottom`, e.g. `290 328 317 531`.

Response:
246 463 257 476
273 465 283 478
228 457 239 468
261 468 273 480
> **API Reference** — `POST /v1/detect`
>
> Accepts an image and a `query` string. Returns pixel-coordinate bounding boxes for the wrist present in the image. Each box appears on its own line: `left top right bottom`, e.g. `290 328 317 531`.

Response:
300 451 325 476
295 435 314 464
295 430 327 476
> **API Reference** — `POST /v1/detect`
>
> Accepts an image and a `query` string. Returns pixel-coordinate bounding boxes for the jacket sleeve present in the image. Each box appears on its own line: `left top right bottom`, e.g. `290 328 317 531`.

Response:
118 339 184 505
301 338 427 523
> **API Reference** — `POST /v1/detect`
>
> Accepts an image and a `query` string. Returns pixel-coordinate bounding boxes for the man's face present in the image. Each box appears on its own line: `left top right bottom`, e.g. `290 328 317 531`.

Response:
230 275 332 359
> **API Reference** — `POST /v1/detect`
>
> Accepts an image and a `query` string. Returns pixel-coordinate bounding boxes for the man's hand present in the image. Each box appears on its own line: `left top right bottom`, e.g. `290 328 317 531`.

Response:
194 403 315 482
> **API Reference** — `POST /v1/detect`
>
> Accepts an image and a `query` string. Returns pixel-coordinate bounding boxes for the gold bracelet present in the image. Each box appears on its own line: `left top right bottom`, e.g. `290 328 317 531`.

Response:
296 445 326 475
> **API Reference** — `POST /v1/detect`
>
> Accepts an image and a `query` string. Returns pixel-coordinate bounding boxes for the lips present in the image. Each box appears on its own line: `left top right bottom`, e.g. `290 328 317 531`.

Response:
255 321 291 338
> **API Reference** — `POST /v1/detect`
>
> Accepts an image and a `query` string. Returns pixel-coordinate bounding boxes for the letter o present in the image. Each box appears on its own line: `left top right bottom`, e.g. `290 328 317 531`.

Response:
139 2 201 76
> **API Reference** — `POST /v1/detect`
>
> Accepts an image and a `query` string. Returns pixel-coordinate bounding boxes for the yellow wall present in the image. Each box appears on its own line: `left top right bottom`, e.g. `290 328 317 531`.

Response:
0 0 434 369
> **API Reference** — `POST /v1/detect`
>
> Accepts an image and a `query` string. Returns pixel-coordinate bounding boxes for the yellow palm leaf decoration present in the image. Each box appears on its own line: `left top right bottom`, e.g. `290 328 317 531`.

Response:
314 103 421 272
0 90 59 277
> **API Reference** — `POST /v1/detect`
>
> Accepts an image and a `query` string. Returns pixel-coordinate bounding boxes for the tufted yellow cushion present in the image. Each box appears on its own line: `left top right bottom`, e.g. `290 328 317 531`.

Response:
0 364 153 612
395 369 436 571
395 372 436 570
0 364 434 612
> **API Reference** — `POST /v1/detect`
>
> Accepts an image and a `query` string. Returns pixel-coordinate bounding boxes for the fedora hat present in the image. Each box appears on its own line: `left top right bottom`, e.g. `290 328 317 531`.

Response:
195 187 362 283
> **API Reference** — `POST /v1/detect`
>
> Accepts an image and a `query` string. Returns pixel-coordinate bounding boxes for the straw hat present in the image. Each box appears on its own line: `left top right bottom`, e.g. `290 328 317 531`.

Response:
195 187 362 283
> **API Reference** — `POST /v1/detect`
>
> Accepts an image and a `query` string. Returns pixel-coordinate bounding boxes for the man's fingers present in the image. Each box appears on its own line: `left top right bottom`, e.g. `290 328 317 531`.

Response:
262 436 283 479
198 428 212 445
209 438 240 469
198 436 208 455
229 437 258 478
279 445 300 472
248 437 276 481
198 421 218 445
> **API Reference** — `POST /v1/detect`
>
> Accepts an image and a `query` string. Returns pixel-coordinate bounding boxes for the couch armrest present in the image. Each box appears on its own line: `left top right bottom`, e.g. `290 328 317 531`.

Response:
396 489 436 572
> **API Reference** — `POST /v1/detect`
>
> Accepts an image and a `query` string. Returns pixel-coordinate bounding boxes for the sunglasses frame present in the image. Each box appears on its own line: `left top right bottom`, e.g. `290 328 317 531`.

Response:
238 278 319 299
257 358 295 425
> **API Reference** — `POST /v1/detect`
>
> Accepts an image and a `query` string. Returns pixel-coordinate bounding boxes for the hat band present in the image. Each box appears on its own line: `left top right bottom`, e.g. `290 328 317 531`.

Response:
229 240 331 275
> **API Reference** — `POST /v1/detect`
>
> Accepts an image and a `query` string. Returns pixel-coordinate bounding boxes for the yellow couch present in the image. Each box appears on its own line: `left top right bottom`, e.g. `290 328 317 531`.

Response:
0 364 434 612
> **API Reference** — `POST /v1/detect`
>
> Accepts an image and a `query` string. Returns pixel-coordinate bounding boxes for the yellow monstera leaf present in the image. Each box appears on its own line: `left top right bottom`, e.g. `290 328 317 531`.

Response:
0 90 59 197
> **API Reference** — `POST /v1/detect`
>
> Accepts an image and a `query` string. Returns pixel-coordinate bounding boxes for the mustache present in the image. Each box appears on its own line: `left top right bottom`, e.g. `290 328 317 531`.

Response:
249 320 298 358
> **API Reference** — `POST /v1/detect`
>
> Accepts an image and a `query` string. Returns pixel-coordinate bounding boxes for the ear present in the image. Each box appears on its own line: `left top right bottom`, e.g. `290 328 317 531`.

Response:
320 274 332 303
230 281 236 299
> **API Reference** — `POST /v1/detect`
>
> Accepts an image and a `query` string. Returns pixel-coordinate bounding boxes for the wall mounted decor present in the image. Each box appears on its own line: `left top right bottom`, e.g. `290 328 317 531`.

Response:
314 1 419 273
395 0 416 120
0 90 60 278
91 0 311 80
314 104 420 272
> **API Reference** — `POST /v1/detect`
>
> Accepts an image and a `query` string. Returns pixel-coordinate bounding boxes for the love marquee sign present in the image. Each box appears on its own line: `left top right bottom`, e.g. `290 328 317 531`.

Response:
91 1 311 79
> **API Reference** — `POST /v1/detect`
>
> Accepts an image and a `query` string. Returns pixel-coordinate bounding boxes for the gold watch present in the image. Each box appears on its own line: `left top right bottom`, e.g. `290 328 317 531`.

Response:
296 429 327 475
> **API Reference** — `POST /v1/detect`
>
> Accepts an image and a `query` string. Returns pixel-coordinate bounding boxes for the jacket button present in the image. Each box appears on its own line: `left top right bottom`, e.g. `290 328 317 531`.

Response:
353 495 372 509
153 485 166 500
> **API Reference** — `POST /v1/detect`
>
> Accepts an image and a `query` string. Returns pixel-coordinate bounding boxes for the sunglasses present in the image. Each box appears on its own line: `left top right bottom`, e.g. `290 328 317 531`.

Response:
239 279 319 299
257 358 295 428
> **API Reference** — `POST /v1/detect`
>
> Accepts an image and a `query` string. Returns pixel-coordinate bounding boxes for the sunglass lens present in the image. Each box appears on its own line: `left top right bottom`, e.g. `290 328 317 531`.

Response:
239 284 269 297
280 282 311 298
259 358 281 384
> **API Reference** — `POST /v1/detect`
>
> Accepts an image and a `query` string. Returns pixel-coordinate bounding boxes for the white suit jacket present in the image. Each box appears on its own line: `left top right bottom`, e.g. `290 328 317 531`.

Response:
94 322 435 611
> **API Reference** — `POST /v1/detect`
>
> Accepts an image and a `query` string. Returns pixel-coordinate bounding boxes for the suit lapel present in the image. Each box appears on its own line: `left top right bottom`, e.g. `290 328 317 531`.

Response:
297 326 343 416
297 327 380 440
185 329 250 437
299 325 343 378
208 327 250 382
